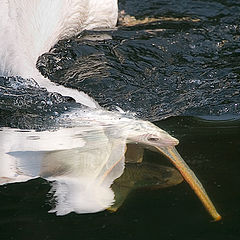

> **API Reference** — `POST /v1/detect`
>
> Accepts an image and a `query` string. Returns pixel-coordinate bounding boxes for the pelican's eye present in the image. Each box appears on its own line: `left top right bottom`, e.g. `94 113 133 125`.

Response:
147 137 159 142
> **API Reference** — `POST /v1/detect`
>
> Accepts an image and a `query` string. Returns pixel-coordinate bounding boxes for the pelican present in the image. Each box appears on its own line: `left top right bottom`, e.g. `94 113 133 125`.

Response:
0 109 221 219
0 1 221 220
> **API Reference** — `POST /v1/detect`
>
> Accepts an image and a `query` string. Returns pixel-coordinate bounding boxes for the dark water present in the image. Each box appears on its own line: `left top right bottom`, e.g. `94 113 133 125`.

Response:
0 117 240 240
37 0 240 121
0 0 240 239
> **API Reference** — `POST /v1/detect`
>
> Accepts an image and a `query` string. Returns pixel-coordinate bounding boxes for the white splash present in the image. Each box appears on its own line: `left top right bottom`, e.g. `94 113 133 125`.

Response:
0 0 118 107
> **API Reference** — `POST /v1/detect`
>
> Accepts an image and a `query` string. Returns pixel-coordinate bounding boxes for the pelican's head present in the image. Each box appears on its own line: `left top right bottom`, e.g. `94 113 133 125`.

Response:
126 119 179 148
124 118 222 222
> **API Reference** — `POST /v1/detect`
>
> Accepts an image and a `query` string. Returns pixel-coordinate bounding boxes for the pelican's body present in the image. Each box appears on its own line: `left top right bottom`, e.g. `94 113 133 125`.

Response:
0 108 179 214
0 108 221 219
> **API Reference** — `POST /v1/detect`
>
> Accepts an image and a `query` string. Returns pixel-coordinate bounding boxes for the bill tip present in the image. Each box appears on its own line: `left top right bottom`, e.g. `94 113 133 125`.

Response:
213 214 222 222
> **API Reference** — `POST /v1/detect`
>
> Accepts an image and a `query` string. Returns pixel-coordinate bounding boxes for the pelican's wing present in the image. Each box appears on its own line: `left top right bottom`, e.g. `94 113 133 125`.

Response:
47 138 127 215
0 125 127 215
0 127 86 184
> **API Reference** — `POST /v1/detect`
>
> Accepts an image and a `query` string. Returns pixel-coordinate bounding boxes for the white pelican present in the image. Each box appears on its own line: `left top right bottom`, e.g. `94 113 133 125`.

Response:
0 1 221 220
0 108 221 220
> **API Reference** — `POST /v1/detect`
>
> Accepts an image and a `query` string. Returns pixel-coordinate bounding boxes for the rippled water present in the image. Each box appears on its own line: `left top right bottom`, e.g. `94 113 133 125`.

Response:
0 0 240 239
37 0 240 121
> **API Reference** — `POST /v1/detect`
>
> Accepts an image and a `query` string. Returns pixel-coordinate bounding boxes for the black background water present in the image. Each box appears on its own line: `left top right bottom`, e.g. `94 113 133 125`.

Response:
0 0 240 239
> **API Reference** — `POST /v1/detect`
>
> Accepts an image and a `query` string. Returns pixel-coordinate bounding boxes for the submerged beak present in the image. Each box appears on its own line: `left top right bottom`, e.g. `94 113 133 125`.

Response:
155 146 222 221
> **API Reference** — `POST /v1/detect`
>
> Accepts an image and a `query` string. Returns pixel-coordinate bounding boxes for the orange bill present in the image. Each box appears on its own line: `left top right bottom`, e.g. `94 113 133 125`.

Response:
155 146 221 221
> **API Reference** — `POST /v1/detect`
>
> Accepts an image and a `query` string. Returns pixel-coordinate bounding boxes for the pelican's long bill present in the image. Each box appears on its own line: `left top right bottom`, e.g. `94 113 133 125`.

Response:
155 146 222 221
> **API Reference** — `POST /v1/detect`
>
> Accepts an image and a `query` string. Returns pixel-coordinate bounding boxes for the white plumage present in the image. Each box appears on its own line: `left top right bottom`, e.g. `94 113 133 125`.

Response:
0 109 179 214
0 0 117 77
